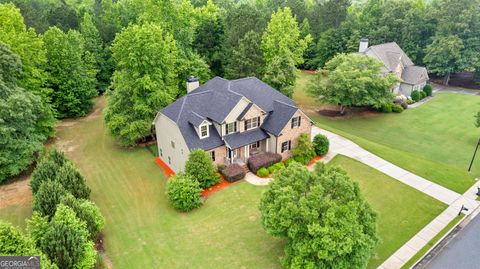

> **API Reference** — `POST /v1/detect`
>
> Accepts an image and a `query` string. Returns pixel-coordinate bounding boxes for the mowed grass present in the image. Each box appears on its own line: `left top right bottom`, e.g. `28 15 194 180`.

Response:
328 155 446 269
293 70 323 107
53 97 284 269
293 71 477 193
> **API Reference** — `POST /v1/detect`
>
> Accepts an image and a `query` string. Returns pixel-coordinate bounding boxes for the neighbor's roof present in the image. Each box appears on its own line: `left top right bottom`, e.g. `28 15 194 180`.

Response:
366 42 414 71
401 66 429 85
160 77 297 151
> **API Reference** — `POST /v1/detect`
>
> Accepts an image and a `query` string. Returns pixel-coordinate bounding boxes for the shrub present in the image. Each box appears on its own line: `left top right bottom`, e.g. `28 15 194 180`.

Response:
220 164 245 182
60 194 105 240
392 104 404 113
423 84 433 96
32 180 68 219
248 152 282 173
292 133 316 165
185 149 220 189
380 103 392 113
56 162 91 200
257 167 270 177
267 162 285 174
166 174 202 212
411 90 421 102
313 134 329 156
400 101 408 109
284 158 296 167
217 164 226 173
420 90 427 99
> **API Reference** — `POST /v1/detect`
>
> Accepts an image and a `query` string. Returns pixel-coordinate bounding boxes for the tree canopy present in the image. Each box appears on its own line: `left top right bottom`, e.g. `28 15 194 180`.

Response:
309 53 399 113
260 162 378 268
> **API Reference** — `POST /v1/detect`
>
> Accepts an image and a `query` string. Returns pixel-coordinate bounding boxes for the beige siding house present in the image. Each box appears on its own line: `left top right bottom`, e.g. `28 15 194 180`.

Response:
154 76 313 172
359 39 429 96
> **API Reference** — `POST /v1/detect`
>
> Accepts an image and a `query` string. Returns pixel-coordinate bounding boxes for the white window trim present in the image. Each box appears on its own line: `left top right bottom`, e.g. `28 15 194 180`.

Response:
226 122 237 135
291 117 300 128
199 124 209 139
245 118 259 131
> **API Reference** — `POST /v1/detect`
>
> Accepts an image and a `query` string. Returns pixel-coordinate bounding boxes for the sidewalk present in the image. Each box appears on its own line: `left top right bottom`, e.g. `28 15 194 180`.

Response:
310 126 479 268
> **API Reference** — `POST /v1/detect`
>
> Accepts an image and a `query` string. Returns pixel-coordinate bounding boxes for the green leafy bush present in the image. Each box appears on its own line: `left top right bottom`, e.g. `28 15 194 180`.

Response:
380 103 392 113
267 162 285 174
423 84 433 96
313 134 329 156
292 133 316 165
420 90 427 99
411 90 421 102
392 104 404 113
166 174 202 212
60 194 105 240
257 167 270 177
247 152 282 173
185 149 219 189
220 164 245 182
284 158 296 167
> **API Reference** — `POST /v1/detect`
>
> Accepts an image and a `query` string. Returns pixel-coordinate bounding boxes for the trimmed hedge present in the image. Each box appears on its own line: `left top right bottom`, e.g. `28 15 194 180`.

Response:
166 174 202 212
248 152 282 173
313 134 329 156
284 158 296 167
221 164 246 182
392 104 404 113
423 84 433 96
257 168 269 177
411 90 421 102
267 162 285 174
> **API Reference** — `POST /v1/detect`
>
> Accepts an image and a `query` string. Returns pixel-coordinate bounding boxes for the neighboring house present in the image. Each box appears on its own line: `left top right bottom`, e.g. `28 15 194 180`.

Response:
359 38 429 96
153 76 313 172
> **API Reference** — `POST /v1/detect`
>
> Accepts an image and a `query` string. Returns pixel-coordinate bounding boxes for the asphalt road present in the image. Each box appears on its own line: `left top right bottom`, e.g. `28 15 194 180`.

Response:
422 214 480 269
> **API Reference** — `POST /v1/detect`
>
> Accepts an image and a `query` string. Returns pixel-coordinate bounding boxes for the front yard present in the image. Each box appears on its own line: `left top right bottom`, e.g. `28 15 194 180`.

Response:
294 71 477 193
0 96 450 268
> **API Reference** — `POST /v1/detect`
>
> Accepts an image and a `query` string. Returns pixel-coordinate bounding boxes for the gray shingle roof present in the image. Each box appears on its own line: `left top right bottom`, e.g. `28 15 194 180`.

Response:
159 77 298 151
223 128 269 149
401 66 429 85
261 100 298 136
367 42 414 71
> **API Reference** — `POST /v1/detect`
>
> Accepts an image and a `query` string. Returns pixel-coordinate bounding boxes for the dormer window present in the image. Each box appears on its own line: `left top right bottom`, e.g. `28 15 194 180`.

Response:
200 124 209 139
226 122 237 135
245 117 260 131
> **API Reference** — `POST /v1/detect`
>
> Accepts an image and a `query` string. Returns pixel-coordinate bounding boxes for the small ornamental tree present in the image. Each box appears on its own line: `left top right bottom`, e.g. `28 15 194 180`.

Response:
56 162 91 200
0 221 58 269
166 174 202 212
313 134 330 156
185 149 219 188
32 180 68 219
28 205 94 269
30 149 68 194
292 133 316 164
60 194 105 240
260 163 378 268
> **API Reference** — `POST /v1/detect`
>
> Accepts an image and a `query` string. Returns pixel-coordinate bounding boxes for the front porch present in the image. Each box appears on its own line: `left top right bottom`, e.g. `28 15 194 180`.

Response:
224 139 267 165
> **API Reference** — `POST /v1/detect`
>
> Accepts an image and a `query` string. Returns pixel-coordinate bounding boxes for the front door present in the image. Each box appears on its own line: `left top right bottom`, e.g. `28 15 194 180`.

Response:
227 148 237 163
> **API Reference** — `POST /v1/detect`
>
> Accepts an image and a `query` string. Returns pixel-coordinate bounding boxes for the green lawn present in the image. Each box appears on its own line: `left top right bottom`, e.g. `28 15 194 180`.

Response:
293 70 323 107
328 155 446 269
0 97 449 268
293 72 477 193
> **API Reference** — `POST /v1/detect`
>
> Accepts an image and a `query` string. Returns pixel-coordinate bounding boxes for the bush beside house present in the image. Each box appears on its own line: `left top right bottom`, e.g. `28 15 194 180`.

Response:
257 168 270 177
423 84 433 96
185 149 220 189
166 174 202 212
248 152 282 173
220 164 246 182
292 133 316 164
313 134 329 156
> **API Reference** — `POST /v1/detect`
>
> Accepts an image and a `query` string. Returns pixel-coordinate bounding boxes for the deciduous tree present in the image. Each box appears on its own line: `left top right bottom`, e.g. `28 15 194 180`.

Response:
309 53 398 114
104 23 179 146
225 30 264 79
260 162 378 269
424 35 464 85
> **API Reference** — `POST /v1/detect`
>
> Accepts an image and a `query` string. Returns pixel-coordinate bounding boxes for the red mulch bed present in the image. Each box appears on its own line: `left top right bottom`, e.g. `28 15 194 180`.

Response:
154 157 236 197
307 156 323 169
201 176 237 197
154 157 175 178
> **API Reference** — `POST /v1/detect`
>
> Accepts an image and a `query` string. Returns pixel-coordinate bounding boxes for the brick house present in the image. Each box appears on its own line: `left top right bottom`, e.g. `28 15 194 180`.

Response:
153 76 313 172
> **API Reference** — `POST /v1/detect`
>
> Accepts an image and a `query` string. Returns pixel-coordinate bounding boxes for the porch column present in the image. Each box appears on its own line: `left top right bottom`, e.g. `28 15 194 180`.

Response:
245 145 249 159
266 138 269 152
